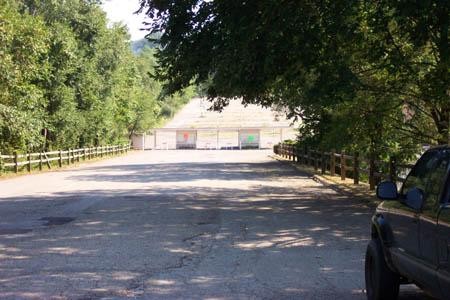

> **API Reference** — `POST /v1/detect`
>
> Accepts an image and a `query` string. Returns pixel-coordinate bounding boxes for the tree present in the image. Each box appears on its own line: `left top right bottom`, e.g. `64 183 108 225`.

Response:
138 0 449 150
0 0 167 153
0 0 49 152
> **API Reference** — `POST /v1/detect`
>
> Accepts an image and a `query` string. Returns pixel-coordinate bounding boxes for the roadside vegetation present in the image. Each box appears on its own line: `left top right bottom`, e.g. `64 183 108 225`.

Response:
0 0 193 154
138 0 449 163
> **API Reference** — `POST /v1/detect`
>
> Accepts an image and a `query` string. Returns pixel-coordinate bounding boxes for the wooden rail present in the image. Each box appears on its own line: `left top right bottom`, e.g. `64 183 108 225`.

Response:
0 144 130 175
274 143 414 190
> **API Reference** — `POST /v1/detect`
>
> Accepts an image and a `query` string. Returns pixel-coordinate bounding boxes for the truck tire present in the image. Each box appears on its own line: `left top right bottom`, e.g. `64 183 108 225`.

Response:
365 238 400 300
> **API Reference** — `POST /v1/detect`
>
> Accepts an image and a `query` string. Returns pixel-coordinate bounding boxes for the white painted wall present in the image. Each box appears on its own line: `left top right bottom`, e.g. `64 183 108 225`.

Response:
176 130 197 149
239 130 260 149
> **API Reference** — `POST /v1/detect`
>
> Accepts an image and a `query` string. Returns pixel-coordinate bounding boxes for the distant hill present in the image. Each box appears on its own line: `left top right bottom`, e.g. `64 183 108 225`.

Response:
131 33 161 54
155 97 299 149
166 97 298 129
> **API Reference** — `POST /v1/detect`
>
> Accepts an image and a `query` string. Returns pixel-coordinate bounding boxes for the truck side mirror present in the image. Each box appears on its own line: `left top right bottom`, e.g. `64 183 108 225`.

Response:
377 181 398 200
405 187 424 211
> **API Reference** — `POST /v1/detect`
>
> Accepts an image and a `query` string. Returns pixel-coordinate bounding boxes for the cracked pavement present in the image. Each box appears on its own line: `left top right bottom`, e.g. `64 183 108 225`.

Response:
0 150 429 299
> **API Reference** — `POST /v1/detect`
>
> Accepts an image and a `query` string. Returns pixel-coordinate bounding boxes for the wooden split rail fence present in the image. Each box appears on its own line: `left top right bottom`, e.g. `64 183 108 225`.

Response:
274 143 414 190
0 144 130 175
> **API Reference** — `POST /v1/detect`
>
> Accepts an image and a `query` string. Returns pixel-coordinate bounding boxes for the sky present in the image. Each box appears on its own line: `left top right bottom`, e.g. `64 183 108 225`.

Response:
101 0 148 41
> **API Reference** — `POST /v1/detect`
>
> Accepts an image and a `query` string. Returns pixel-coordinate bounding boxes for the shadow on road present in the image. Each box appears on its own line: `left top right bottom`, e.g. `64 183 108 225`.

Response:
0 160 433 299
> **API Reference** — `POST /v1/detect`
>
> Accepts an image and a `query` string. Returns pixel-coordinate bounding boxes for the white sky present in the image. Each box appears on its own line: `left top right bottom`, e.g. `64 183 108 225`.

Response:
101 0 148 41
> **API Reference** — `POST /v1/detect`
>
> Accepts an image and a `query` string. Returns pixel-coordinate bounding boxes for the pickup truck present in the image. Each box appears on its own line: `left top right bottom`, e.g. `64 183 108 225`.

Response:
365 146 450 300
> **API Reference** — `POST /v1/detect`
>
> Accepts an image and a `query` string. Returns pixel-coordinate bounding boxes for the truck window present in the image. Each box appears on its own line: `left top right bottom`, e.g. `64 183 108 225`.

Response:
401 151 439 197
422 156 450 216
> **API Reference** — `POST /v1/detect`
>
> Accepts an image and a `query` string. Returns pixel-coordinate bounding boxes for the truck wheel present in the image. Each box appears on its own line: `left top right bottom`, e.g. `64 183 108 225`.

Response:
365 239 400 300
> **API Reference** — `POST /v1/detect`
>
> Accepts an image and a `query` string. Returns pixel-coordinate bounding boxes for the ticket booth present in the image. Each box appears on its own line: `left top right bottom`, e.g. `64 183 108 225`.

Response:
176 130 197 149
239 129 260 149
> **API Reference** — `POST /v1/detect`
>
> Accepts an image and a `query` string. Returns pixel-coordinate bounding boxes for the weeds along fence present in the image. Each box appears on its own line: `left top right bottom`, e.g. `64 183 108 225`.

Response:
274 143 414 190
0 144 130 175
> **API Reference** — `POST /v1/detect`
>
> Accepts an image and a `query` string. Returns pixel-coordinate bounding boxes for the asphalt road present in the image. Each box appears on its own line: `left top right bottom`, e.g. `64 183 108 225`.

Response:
0 150 430 299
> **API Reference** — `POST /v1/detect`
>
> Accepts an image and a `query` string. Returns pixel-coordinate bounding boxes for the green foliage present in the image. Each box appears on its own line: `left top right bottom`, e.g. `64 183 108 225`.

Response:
0 0 49 152
139 0 450 160
0 0 193 153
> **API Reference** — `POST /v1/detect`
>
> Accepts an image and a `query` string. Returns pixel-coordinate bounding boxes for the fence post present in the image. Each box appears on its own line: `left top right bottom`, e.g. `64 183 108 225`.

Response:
389 156 396 184
77 149 80 162
321 151 326 174
83 148 87 161
26 152 30 172
303 146 306 164
67 149 71 165
353 152 359 184
341 151 346 180
39 152 43 171
330 149 335 176
308 149 311 166
369 156 376 190
14 151 18 173
314 150 318 171
291 145 295 161
59 150 62 168
0 152 3 175
292 145 296 162
100 146 103 158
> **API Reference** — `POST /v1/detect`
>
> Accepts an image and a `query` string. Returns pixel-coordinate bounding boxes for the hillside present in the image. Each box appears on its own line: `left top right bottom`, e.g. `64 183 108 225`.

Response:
130 98 299 149
131 33 161 53
165 98 297 129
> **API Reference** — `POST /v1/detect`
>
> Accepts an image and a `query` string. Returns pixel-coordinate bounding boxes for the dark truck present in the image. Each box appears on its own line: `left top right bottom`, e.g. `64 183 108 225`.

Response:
365 146 450 300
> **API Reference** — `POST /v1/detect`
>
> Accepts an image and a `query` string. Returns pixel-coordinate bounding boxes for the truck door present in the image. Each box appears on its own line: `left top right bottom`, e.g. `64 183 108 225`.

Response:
419 153 449 295
437 208 450 298
437 165 450 299
387 150 439 277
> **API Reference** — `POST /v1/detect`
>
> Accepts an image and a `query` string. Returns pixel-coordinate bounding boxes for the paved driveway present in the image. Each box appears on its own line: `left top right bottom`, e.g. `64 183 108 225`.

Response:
0 150 429 299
